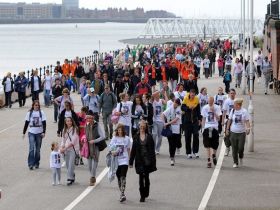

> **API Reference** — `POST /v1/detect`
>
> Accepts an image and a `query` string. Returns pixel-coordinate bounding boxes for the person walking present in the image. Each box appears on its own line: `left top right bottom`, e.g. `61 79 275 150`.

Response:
15 72 28 108
43 69 52 107
52 78 63 123
225 98 250 168
152 90 168 154
83 87 100 122
60 117 80 185
54 88 74 115
254 50 264 80
203 55 210 79
223 66 232 93
222 88 236 156
181 89 201 158
129 120 157 203
201 96 222 168
109 124 131 202
162 98 182 166
261 56 273 95
85 111 106 186
214 87 227 135
50 142 61 186
198 87 209 111
142 93 153 134
99 84 117 140
2 72 14 108
233 58 242 88
245 61 257 93
115 93 133 137
23 100 46 170
30 70 41 102
131 95 147 137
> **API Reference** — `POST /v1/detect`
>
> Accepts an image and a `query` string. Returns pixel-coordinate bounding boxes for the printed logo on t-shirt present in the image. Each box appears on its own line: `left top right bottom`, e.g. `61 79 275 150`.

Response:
54 154 61 164
234 114 242 124
116 145 125 158
155 106 162 116
218 100 223 106
208 112 215 122
201 100 207 107
122 106 129 116
32 117 40 127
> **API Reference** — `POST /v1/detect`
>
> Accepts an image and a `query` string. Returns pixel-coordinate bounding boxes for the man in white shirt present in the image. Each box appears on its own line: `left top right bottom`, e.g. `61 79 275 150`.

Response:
254 50 264 78
201 97 222 168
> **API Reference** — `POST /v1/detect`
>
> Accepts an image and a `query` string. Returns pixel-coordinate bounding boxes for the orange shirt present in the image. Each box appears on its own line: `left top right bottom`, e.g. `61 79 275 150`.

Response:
181 63 194 80
62 63 71 76
70 63 78 76
161 66 167 81
152 66 156 79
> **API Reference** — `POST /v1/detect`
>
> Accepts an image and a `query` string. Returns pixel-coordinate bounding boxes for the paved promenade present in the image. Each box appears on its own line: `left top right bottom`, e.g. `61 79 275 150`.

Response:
0 72 280 210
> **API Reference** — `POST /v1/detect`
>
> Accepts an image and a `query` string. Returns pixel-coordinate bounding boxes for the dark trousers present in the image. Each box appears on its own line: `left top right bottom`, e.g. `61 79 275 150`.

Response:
218 115 223 134
167 133 181 158
205 68 210 78
18 91 26 107
257 65 261 77
4 91 12 107
116 165 128 194
139 173 150 199
185 123 199 155
224 81 230 93
32 90 40 102
54 103 59 122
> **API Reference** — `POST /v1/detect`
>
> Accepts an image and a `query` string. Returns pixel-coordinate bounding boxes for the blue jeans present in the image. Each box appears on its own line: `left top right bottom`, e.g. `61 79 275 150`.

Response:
44 89 51 106
28 133 42 167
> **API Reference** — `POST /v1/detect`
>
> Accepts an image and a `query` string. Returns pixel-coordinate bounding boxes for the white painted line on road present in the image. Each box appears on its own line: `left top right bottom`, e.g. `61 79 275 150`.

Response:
64 167 109 210
198 143 226 210
0 123 19 134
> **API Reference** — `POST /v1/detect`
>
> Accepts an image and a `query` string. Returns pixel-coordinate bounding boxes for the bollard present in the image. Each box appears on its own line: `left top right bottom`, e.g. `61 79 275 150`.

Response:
43 66 46 77
50 65 53 75
39 67 42 79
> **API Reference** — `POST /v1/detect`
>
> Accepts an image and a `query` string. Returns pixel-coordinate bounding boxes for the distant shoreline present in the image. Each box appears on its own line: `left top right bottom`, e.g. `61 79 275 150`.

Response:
0 18 149 24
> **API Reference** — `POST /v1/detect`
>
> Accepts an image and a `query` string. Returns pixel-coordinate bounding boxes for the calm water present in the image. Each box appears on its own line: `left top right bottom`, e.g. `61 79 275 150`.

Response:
0 22 144 78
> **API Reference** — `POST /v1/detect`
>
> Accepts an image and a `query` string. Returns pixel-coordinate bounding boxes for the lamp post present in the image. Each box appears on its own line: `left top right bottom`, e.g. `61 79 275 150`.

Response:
241 0 247 95
248 0 254 152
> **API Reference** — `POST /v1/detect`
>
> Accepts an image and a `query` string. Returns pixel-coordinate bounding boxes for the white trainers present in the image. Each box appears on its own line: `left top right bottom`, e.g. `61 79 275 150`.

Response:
239 159 243 166
194 153 199 158
187 154 192 159
52 182 56 186
61 161 66 168
225 147 230 156
170 159 175 166
233 164 238 168
176 148 180 155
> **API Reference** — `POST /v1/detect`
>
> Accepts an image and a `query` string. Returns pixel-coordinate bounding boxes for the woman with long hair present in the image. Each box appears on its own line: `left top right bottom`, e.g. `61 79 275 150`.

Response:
109 124 131 202
131 94 147 137
60 117 79 185
23 100 46 170
129 120 157 202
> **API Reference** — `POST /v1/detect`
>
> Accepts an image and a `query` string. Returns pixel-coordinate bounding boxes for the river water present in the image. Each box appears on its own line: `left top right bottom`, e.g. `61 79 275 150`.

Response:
0 22 144 78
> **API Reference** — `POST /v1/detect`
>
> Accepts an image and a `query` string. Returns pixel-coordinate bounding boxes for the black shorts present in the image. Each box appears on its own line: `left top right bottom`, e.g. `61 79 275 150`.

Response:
116 165 128 178
203 128 219 150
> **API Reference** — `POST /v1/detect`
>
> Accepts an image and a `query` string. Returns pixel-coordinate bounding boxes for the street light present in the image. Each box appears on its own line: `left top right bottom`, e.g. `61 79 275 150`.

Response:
248 0 254 152
241 0 247 95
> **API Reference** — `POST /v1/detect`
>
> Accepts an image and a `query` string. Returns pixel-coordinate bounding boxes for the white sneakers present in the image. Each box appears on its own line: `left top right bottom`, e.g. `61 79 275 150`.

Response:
194 153 199 158
170 159 175 166
233 164 238 168
187 154 192 159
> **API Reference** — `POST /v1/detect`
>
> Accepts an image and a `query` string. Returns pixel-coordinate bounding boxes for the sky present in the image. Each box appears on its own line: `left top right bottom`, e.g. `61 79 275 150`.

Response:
0 0 270 19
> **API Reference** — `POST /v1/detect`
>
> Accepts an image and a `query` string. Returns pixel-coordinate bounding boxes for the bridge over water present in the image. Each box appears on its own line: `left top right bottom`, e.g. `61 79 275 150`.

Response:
120 18 264 45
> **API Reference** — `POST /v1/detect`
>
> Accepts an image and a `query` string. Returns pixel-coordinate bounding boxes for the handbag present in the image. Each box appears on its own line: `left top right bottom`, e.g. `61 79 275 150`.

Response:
161 125 173 137
96 139 107 151
67 132 80 166
111 102 122 125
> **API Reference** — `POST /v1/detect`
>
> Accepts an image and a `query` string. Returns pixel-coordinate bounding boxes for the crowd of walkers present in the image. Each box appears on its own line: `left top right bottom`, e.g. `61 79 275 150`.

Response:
0 38 270 203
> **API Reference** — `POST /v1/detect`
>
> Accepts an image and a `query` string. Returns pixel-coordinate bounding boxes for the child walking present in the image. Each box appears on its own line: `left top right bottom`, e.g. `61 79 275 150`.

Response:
50 142 61 186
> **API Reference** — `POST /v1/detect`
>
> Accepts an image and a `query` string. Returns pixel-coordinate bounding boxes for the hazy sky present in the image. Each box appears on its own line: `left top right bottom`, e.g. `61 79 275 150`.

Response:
0 0 270 19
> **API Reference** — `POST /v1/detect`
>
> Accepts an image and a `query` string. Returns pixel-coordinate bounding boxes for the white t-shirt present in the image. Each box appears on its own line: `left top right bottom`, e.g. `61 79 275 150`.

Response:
44 75 52 90
174 91 186 102
25 110 46 134
83 94 100 113
163 105 182 134
214 94 227 109
65 110 72 118
194 57 202 67
198 93 208 110
255 54 263 66
222 98 234 115
203 59 210 68
33 76 40 91
50 151 61 168
133 105 144 128
229 108 250 133
153 99 164 122
117 101 133 126
166 100 173 109
201 104 222 130
56 95 73 113
5 78 12 92
109 136 131 166
225 55 233 66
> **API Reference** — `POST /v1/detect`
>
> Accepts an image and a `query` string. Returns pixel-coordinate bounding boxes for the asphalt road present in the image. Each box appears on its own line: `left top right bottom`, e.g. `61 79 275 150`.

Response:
0 72 280 210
